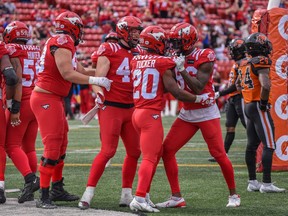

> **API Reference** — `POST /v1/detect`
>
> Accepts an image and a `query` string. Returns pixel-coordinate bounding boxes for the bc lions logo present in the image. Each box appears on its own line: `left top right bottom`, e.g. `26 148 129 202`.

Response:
256 34 267 44
179 26 190 36
148 32 165 41
117 21 128 30
64 17 81 25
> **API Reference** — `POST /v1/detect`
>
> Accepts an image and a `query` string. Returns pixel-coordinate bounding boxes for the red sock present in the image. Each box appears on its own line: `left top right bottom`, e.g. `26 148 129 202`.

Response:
38 162 54 188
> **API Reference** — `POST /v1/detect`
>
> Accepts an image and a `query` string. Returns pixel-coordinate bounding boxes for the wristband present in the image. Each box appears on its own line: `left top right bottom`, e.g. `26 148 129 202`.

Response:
6 99 12 109
195 95 201 103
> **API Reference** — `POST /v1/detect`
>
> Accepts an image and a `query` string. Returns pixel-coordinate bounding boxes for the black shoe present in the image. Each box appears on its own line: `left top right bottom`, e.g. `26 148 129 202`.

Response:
36 199 57 209
0 188 6 204
208 158 217 162
18 176 40 203
50 178 79 202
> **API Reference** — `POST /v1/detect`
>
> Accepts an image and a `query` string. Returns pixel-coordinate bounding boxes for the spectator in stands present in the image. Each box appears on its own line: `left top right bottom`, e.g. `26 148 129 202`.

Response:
194 4 206 21
4 0 16 14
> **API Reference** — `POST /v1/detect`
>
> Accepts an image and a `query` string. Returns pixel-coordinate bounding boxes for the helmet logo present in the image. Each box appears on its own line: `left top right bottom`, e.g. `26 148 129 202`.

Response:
117 21 128 30
5 25 16 34
179 26 190 36
148 32 165 41
64 16 81 25
257 34 266 44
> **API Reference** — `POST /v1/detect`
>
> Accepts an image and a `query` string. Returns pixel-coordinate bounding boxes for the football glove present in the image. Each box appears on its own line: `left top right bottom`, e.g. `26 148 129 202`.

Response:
89 76 112 91
215 92 220 99
259 99 270 112
195 93 214 106
95 91 105 107
173 55 185 71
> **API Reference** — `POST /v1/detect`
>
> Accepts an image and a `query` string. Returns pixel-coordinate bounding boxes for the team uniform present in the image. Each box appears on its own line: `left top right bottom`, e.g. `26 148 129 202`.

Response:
0 42 9 187
162 47 236 197
30 34 77 190
5 43 40 180
223 61 246 152
131 54 175 198
84 42 142 191
238 56 275 183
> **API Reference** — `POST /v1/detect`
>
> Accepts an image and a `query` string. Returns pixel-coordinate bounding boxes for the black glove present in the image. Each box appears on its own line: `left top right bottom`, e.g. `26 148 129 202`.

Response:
8 99 21 114
259 99 269 112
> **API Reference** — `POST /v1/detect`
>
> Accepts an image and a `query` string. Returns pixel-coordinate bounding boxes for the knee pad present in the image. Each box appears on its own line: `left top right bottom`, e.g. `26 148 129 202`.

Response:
41 156 58 167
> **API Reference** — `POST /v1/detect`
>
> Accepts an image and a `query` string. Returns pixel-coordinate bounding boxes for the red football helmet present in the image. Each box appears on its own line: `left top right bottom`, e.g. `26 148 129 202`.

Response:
169 22 198 55
139 26 167 55
116 16 143 48
104 32 118 43
3 21 30 44
55 10 84 46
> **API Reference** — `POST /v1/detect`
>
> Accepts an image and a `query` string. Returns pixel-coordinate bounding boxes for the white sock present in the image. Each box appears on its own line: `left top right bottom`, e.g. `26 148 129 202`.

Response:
145 193 150 200
135 196 145 203
0 181 4 189
81 186 95 204
121 188 132 196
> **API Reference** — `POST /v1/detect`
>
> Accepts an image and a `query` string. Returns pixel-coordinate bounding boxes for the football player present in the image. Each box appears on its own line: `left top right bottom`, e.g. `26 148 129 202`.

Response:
78 16 143 210
156 22 241 208
3 21 41 204
208 38 247 162
0 41 18 204
237 32 285 193
30 10 112 209
129 25 213 213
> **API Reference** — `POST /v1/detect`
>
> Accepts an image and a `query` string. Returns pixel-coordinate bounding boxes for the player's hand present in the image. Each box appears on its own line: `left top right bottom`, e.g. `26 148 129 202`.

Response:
89 77 113 91
10 113 21 127
259 99 270 112
195 93 214 106
95 91 105 107
215 92 220 99
173 55 185 71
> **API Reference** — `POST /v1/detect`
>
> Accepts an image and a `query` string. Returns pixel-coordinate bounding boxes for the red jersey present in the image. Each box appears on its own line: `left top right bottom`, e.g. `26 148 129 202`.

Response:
175 47 216 110
131 54 175 111
238 56 272 103
37 34 77 97
6 44 41 100
91 50 98 65
0 42 9 88
97 43 143 104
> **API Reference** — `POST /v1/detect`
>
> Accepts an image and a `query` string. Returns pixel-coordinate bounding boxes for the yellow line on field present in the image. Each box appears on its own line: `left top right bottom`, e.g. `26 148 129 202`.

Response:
6 163 246 168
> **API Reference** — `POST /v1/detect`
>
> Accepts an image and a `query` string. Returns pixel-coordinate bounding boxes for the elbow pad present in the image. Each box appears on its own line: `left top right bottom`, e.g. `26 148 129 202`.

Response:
2 67 18 86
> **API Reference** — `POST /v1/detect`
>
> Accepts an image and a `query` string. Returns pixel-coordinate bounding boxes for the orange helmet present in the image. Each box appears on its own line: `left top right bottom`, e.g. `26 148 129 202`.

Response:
169 22 198 55
3 21 30 44
116 16 143 48
139 26 167 55
104 32 118 43
55 10 84 46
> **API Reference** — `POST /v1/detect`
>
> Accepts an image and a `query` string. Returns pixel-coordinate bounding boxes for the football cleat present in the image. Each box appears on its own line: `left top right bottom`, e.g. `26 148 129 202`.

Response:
247 180 262 192
226 194 240 207
155 196 186 208
130 197 160 213
259 183 286 193
36 198 57 209
119 191 133 207
145 194 156 208
78 201 90 210
50 178 79 202
0 188 6 204
18 176 40 203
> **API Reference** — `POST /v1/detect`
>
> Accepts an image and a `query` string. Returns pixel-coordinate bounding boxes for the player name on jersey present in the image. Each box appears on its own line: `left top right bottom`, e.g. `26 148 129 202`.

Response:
136 60 156 69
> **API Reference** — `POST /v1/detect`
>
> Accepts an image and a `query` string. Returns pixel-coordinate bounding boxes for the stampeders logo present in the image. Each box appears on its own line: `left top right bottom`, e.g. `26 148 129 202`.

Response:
57 35 68 45
275 135 288 161
274 94 288 120
6 44 16 55
148 32 165 41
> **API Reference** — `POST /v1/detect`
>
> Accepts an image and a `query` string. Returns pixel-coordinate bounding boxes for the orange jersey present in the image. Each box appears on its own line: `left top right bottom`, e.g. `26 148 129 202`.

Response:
37 34 77 97
175 47 216 110
131 54 176 111
238 56 272 103
6 44 41 100
228 62 241 97
97 43 143 104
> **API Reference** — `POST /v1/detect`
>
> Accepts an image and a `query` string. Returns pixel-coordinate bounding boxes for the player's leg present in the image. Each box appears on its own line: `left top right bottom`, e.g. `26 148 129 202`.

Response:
0 101 6 204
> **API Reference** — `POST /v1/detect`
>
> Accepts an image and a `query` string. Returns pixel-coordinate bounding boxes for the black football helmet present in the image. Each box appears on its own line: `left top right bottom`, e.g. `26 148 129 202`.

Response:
228 38 246 61
244 32 272 57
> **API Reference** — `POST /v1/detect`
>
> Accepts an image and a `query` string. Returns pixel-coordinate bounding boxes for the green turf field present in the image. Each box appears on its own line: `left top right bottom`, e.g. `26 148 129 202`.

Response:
5 114 288 216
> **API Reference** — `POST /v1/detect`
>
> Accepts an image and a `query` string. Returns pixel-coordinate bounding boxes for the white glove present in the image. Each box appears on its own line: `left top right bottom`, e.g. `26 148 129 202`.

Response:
95 91 105 107
89 76 112 91
195 93 214 106
173 55 185 71
215 92 220 99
